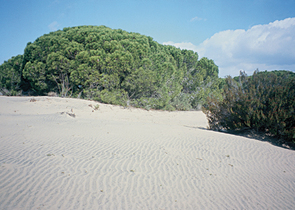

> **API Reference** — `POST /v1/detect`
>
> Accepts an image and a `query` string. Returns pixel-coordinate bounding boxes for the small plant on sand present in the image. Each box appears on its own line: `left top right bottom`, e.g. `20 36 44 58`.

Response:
89 104 99 111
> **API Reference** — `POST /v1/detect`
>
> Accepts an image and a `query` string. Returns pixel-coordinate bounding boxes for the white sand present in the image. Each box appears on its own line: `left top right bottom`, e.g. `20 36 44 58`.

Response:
0 96 294 210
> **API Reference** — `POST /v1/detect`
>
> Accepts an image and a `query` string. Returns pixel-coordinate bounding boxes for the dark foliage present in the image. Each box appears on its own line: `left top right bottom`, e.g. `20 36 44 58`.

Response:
203 70 295 148
0 55 23 95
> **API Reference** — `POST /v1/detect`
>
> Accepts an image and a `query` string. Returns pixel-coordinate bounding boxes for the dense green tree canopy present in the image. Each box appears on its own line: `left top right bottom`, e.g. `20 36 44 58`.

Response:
0 25 221 110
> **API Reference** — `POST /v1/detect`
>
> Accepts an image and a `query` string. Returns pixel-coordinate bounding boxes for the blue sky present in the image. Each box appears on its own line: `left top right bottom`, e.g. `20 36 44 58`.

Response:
1 0 295 77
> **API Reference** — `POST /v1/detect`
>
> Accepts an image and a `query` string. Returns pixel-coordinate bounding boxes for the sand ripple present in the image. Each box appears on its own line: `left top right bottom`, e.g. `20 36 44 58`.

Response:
0 96 294 209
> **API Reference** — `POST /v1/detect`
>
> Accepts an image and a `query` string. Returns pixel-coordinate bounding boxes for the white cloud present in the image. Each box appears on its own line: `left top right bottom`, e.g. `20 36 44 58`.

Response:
163 41 198 51
164 17 295 77
48 21 59 31
190 16 206 22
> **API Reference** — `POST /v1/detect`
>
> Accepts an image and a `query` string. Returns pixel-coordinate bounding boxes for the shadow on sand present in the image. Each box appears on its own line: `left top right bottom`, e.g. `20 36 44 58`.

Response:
185 125 294 151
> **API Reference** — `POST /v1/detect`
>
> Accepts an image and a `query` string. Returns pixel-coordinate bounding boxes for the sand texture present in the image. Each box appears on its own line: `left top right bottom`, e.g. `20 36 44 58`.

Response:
0 96 294 209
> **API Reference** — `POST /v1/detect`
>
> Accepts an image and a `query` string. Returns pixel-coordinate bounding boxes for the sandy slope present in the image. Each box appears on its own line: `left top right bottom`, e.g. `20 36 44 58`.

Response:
0 96 294 210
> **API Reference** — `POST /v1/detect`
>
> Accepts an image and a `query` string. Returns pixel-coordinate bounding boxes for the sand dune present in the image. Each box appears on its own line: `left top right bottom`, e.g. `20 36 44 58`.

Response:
0 96 294 210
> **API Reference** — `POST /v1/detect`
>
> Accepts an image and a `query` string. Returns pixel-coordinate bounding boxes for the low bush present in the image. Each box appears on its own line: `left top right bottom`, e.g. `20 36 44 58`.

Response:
202 70 295 148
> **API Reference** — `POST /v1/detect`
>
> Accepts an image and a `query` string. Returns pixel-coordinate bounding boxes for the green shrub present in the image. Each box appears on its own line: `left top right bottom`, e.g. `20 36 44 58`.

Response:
202 70 295 147
170 93 193 111
0 55 23 92
93 89 128 106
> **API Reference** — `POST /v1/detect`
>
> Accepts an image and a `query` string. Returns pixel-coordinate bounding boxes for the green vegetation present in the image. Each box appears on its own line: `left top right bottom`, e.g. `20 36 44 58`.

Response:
203 70 295 148
0 25 221 110
1 25 294 147
0 55 23 95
